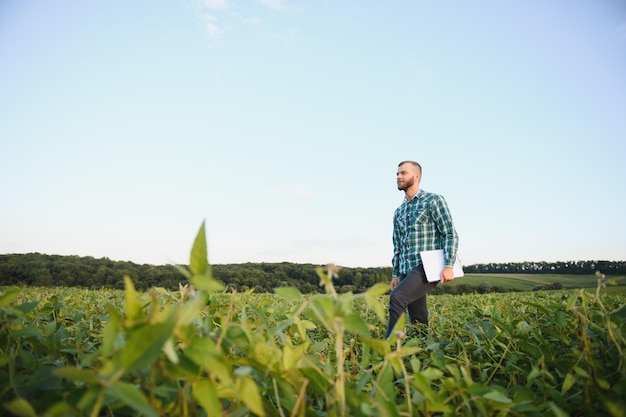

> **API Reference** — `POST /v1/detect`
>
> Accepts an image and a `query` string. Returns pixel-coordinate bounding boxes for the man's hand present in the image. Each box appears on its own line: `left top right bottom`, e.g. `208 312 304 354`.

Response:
390 276 400 291
440 266 454 283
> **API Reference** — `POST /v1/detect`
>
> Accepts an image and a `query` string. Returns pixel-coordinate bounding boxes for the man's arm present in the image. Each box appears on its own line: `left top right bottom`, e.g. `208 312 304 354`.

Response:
391 212 401 289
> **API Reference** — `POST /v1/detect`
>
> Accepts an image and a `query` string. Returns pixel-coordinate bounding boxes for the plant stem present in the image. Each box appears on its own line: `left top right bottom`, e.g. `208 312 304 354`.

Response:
335 320 346 416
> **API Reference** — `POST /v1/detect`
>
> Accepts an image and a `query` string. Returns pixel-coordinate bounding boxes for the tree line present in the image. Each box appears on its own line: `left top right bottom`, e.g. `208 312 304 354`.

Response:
0 253 389 293
0 253 623 294
463 260 626 274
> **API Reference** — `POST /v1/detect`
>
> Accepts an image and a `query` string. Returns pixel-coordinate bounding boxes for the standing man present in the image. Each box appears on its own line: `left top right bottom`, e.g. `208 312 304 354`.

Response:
385 161 459 339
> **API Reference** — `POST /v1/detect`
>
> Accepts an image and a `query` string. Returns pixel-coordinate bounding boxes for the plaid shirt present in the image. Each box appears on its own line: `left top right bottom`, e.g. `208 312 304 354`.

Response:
392 189 459 277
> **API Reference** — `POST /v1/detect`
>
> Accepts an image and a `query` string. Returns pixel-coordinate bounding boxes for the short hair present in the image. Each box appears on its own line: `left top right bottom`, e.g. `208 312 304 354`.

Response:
398 160 422 176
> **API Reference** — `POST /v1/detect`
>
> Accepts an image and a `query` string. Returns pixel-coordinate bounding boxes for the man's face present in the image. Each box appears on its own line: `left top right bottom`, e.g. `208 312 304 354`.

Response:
396 164 418 191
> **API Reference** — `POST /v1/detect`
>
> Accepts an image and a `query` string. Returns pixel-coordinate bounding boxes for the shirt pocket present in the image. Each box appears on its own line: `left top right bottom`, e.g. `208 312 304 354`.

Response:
407 209 430 226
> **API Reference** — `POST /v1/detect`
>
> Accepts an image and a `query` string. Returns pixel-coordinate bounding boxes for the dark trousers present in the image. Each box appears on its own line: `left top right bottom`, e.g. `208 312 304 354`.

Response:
385 264 437 338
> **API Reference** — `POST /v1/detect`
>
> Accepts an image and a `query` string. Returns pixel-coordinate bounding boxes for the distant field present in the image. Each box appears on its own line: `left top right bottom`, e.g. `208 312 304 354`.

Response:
451 273 626 293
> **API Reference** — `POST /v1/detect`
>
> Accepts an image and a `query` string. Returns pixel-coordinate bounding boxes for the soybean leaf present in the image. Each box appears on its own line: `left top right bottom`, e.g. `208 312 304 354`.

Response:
420 367 444 381
237 376 266 416
547 402 570 417
190 275 224 293
365 282 389 297
375 364 396 402
185 337 233 384
252 341 281 371
282 341 307 370
565 293 580 310
15 301 39 315
192 380 221 416
3 398 37 417
363 282 389 322
55 367 102 385
360 336 391 356
108 380 159 417
162 338 179 364
10 328 41 339
177 292 208 326
189 221 208 276
483 390 512 403
343 313 370 336
396 346 421 358
561 372 576 395
0 289 19 307
311 295 334 324
124 276 142 321
100 306 121 357
119 322 174 371
274 286 302 301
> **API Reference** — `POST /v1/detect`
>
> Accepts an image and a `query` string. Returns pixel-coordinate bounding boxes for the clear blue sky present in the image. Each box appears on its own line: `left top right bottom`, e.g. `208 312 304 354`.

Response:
1 1 625 269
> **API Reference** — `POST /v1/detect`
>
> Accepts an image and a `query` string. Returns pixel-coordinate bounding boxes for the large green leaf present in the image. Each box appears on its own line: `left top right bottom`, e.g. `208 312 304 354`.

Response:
192 379 221 415
365 282 390 297
386 313 406 342
119 322 174 371
374 363 396 402
123 275 142 321
55 367 102 385
362 282 389 322
343 313 370 336
108 380 159 417
14 301 39 315
100 306 121 357
184 337 233 384
10 327 42 339
41 401 73 417
237 376 266 416
274 286 302 301
177 292 208 326
189 221 208 276
190 274 224 293
482 389 512 403
3 398 37 417
311 295 334 323
0 288 19 307
396 346 421 358
281 341 307 370
367 399 401 417
252 341 281 371
360 336 391 356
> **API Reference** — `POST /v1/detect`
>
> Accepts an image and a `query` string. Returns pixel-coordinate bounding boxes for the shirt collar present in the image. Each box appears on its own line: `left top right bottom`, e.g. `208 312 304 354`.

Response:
404 189 423 203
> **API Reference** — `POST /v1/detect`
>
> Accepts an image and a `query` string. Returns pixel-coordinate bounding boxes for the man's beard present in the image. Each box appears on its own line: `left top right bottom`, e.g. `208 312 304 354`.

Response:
397 177 414 191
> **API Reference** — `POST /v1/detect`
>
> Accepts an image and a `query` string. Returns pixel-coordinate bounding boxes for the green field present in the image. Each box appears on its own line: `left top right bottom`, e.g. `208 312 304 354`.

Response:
453 273 626 293
2 279 625 417
1 225 624 416
2 282 625 416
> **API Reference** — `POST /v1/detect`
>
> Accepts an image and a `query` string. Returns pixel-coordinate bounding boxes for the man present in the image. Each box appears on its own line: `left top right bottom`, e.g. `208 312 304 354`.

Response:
385 161 459 339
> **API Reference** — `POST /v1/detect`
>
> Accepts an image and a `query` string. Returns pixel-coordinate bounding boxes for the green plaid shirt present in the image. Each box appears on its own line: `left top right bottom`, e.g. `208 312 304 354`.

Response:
392 189 459 277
